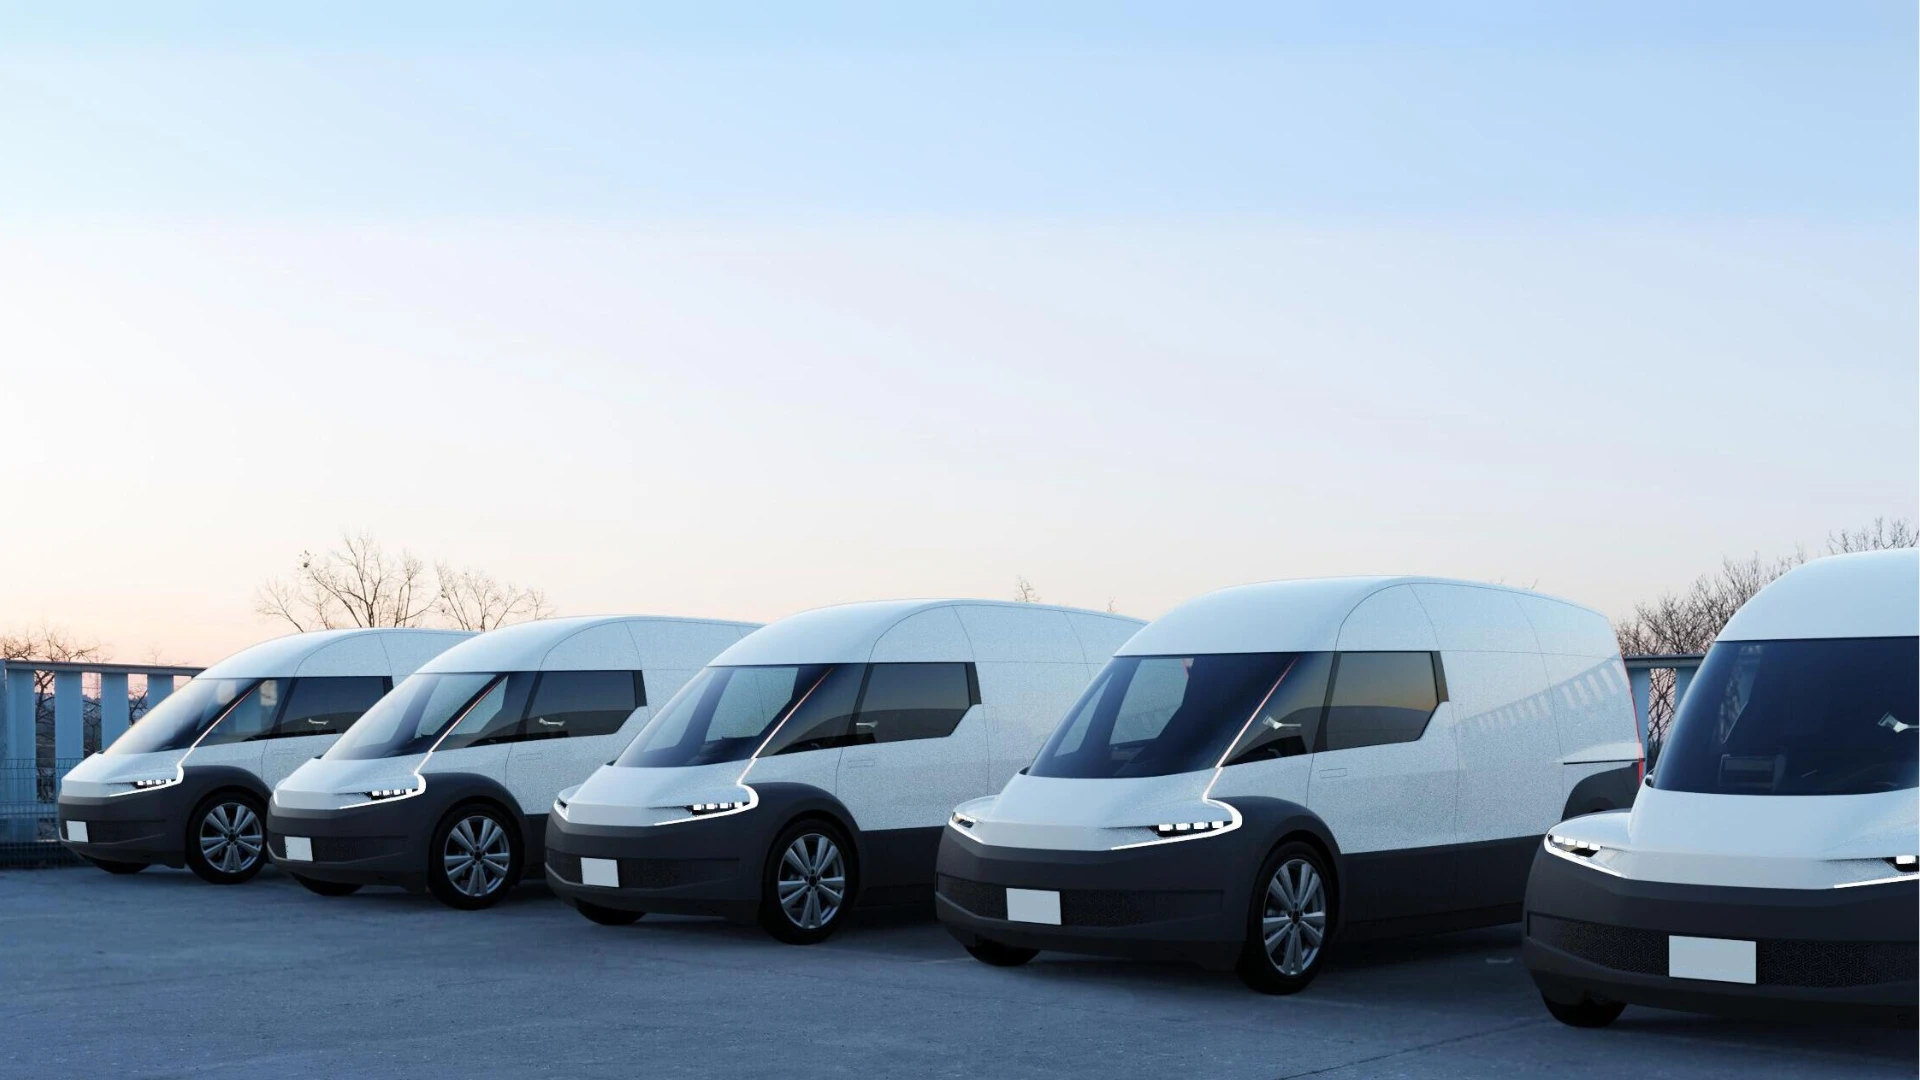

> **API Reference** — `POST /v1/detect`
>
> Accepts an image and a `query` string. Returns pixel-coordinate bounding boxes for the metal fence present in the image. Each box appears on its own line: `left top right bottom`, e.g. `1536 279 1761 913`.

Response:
0 651 1705 870
1 660 202 868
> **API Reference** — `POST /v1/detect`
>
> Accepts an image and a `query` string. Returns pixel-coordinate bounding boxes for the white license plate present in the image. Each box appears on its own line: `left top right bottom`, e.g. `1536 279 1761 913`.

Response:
283 836 313 862
65 820 88 843
1006 888 1061 925
1668 935 1756 984
580 857 619 888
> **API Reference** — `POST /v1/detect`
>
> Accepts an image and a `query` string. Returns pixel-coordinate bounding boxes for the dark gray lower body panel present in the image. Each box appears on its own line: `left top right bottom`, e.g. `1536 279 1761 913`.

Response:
1522 848 1919 1018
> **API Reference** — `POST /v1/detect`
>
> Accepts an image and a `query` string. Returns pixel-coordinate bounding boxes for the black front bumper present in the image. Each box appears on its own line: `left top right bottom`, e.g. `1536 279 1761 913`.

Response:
544 812 758 921
933 826 1261 970
1522 848 1919 1019
56 786 194 869
266 798 435 889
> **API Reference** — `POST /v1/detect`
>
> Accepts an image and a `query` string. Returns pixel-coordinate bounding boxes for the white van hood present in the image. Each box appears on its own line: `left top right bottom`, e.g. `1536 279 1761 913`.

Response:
957 770 1227 852
273 754 429 811
1548 785 1919 889
60 748 189 798
561 761 756 828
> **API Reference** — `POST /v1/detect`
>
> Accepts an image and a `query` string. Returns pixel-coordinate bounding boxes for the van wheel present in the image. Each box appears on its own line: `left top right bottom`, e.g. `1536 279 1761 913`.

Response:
758 819 856 944
1236 841 1332 994
1541 991 1625 1028
965 939 1038 967
291 874 362 897
574 900 645 926
426 804 520 910
185 792 268 885
82 856 148 875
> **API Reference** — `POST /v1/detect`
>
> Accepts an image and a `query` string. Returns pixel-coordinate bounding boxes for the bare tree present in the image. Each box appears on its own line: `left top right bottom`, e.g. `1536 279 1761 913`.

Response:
0 626 124 791
1615 518 1916 740
1828 516 1918 555
257 531 436 630
1105 599 1119 614
434 563 553 631
1013 576 1041 603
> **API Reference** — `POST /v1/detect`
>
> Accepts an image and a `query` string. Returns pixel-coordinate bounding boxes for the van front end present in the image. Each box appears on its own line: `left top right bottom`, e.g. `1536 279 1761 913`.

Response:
265 757 446 890
1522 797 1919 1022
544 775 835 924
933 810 1269 971
56 751 199 870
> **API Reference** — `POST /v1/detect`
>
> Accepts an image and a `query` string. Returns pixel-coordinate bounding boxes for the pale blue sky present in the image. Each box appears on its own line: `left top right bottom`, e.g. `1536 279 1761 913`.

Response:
0 3 1913 661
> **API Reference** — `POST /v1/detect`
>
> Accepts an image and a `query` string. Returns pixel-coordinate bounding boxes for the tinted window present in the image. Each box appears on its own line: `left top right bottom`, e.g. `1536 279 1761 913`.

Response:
437 673 535 752
523 671 643 740
618 665 850 768
1321 652 1441 751
269 676 389 739
852 663 977 744
1654 637 1918 796
760 664 864 755
1030 654 1310 779
325 672 499 760
104 677 255 755
200 679 285 746
1222 653 1334 766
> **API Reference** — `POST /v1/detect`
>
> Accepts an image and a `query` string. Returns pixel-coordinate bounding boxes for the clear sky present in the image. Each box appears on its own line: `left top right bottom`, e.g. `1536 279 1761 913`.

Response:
1 2 1914 664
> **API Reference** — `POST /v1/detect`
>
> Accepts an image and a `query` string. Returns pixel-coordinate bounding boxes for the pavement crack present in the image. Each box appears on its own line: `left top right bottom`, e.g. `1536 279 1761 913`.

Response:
1268 1017 1544 1079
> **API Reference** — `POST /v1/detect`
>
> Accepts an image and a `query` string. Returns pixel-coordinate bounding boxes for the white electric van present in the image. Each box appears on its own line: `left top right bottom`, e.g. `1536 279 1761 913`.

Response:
1524 549 1918 1026
266 616 757 908
545 599 1143 942
937 576 1640 993
57 628 470 883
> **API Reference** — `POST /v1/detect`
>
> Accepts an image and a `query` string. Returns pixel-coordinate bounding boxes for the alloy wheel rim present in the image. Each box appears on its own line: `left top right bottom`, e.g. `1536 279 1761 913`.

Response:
776 833 845 929
1261 857 1327 976
199 802 263 875
443 815 512 898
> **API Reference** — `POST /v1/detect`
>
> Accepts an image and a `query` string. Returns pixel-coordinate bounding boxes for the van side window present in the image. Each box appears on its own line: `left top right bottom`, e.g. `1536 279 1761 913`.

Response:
268 676 390 739
1320 652 1443 751
199 679 284 745
522 671 645 740
438 673 534 751
763 664 865 755
1222 653 1334 766
852 663 978 744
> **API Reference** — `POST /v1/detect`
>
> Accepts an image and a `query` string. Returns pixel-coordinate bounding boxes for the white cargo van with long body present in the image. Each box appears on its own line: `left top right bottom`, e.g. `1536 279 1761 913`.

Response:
267 616 757 908
1524 549 1918 1026
57 628 471 884
937 576 1640 992
546 600 1143 942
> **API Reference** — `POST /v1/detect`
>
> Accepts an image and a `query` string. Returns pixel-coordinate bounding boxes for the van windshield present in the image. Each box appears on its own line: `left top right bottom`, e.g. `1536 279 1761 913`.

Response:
616 664 850 768
103 677 256 756
323 672 498 761
1653 637 1918 796
1028 653 1319 779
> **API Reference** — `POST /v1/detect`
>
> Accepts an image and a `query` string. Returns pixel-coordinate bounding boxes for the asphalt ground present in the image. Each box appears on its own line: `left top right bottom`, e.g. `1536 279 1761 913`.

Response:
0 865 1912 1079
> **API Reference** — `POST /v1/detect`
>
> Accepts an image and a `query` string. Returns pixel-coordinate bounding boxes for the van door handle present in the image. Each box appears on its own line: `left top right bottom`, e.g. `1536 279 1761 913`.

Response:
1317 767 1349 779
844 756 877 769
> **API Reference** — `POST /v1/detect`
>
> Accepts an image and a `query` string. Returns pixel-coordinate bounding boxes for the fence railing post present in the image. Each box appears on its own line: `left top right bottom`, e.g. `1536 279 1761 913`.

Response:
1627 666 1652 748
100 671 131 748
148 673 174 705
52 670 84 765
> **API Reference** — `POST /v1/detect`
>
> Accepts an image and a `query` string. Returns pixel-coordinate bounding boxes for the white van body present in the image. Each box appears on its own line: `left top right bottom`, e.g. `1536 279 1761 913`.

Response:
937 576 1639 989
57 628 470 881
545 599 1143 939
1524 549 1919 1022
267 616 757 906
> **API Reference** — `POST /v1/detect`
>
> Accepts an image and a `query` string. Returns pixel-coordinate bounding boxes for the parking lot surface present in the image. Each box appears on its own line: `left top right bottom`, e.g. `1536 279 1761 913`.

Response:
0 866 1910 1080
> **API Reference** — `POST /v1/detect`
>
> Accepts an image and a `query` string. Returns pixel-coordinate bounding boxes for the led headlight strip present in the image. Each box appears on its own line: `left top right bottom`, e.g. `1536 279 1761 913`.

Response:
1541 832 1622 876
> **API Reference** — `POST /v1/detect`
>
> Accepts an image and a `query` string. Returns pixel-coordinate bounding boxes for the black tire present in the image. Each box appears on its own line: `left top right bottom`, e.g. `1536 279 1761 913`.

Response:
574 900 644 926
1541 991 1626 1028
291 874 363 897
757 818 857 945
1235 840 1335 995
965 939 1038 967
82 856 148 875
426 803 521 911
184 791 269 885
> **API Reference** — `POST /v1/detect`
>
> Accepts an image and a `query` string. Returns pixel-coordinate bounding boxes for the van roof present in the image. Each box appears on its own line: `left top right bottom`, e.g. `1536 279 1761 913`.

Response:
420 615 760 674
1719 549 1918 642
200 628 473 680
714 599 1145 667
1118 576 1608 657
